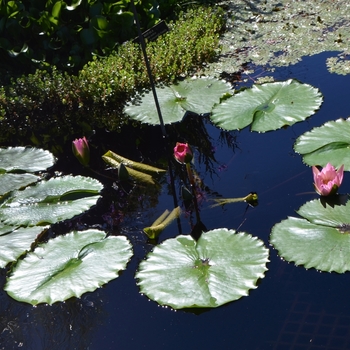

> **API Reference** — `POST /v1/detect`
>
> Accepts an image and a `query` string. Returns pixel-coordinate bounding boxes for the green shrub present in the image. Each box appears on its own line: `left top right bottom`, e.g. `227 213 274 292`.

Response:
0 6 225 150
0 0 179 78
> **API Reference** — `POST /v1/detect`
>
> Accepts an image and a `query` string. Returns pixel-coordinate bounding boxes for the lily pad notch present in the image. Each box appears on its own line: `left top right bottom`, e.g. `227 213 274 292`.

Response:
136 228 269 309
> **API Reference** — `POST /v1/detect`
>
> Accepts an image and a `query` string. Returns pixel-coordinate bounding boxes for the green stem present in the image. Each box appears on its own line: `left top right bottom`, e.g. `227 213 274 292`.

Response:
185 162 201 222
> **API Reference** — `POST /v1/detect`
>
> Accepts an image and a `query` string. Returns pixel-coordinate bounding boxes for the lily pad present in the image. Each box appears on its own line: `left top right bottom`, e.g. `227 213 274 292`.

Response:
0 225 49 268
0 147 56 173
270 197 350 273
5 229 133 305
0 173 40 196
0 175 103 226
136 228 269 309
124 77 232 125
210 79 322 132
294 118 350 170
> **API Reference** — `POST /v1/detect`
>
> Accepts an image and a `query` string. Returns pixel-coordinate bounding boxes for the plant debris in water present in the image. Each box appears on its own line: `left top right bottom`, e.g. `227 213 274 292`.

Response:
205 0 350 76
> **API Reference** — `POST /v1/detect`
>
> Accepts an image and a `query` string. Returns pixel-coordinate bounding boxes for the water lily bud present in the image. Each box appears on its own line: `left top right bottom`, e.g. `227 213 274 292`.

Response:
174 142 193 164
72 137 90 166
312 163 344 196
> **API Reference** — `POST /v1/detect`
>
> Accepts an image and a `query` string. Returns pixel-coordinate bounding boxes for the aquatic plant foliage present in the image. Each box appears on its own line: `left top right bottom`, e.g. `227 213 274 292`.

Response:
206 0 350 76
5 230 133 305
0 175 103 226
271 197 350 273
124 77 231 125
0 146 55 173
294 118 350 171
136 228 269 309
102 150 166 185
211 79 322 132
0 225 49 269
0 147 116 293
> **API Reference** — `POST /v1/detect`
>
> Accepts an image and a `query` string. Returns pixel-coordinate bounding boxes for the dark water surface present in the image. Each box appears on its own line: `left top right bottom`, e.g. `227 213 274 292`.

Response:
2 52 350 350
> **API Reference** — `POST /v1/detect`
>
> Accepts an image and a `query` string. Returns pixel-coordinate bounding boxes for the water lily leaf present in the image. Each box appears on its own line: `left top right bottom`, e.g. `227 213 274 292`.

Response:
143 207 181 239
136 228 269 309
270 198 350 273
0 225 49 268
0 175 103 226
124 77 232 125
102 150 166 175
102 150 165 185
5 230 133 305
294 118 350 170
0 147 56 173
210 79 322 132
0 173 39 196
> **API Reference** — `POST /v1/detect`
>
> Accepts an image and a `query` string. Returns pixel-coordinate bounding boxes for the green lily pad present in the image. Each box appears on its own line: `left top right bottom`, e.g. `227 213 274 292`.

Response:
124 77 232 125
0 225 49 268
0 147 56 173
0 175 103 226
294 118 350 170
136 228 269 309
210 79 323 132
5 229 133 305
270 197 350 273
0 173 40 196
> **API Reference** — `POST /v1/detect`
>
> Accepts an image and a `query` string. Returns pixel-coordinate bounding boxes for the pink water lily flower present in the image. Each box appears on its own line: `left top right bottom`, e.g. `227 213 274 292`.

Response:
174 142 193 164
72 136 90 166
312 163 344 196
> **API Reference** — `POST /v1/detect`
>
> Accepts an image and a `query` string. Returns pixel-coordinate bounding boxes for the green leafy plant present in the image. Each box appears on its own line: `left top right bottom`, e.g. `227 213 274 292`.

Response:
210 79 323 132
102 150 166 185
0 175 103 226
0 7 225 148
0 146 133 305
0 0 176 76
0 147 55 196
5 229 133 305
0 225 49 269
136 228 269 309
124 77 231 124
270 196 350 273
294 118 350 171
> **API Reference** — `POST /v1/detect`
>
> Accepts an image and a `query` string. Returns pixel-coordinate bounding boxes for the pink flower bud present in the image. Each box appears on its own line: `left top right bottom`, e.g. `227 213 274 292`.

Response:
72 137 90 166
312 163 344 196
174 142 193 164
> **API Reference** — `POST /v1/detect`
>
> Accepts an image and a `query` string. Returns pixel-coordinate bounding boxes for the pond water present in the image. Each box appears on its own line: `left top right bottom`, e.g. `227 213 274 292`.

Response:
1 51 350 350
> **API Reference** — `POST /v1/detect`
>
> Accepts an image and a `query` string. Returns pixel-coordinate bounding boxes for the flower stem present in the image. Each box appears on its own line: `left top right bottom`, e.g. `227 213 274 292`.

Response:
186 162 201 222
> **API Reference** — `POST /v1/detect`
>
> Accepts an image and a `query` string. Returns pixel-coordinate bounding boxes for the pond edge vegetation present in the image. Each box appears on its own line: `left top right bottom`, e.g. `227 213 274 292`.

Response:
0 6 225 150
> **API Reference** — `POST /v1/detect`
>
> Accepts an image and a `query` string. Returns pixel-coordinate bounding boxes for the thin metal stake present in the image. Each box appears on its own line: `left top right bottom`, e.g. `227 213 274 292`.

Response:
130 0 167 138
130 0 182 235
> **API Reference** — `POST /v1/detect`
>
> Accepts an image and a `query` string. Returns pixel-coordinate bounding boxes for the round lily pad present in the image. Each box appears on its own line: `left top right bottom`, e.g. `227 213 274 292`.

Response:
0 225 49 268
0 175 103 226
5 230 133 305
124 77 231 125
0 173 39 196
136 228 269 309
294 118 350 170
270 197 350 273
210 79 323 132
0 147 55 173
